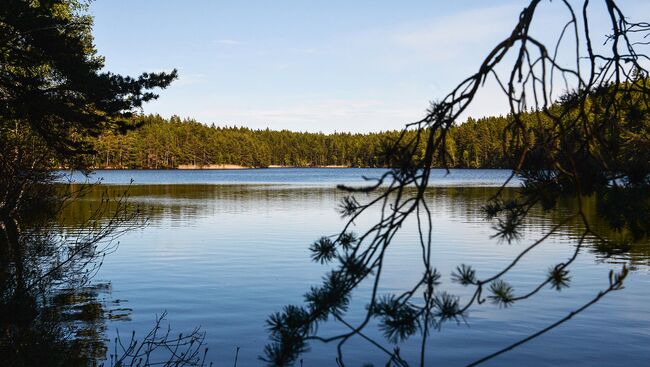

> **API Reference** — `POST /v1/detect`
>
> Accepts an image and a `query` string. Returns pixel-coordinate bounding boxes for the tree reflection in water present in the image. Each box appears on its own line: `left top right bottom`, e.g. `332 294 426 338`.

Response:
1 183 210 366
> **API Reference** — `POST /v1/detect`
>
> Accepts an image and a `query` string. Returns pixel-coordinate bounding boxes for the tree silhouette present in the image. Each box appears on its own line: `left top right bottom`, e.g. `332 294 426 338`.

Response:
1 0 177 160
264 1 649 365
0 1 189 365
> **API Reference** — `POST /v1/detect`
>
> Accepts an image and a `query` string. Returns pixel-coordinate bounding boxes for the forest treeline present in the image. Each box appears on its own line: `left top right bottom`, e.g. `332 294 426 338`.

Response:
89 114 517 169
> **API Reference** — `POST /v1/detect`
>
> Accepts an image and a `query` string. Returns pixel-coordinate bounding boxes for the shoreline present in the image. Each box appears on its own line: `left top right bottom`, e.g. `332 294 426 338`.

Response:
77 165 364 170
60 166 512 171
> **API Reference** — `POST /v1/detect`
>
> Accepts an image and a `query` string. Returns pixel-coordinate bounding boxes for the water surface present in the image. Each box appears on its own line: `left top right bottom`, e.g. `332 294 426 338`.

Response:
60 169 650 366
58 168 518 187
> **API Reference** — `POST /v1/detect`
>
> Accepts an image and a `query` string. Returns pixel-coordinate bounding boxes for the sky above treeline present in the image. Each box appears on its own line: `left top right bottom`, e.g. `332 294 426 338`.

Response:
91 0 649 133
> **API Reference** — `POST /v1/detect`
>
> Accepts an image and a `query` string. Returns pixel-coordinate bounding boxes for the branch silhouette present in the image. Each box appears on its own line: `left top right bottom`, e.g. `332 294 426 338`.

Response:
263 1 650 365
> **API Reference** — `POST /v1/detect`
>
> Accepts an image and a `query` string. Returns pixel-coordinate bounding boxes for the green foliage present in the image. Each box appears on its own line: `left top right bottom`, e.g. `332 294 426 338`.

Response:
1 1 182 366
432 292 464 324
263 305 312 366
488 280 515 308
305 271 351 319
337 196 361 218
548 266 571 291
451 264 477 286
0 0 177 163
83 113 524 169
309 237 336 264
90 89 650 171
372 295 420 343
337 232 358 251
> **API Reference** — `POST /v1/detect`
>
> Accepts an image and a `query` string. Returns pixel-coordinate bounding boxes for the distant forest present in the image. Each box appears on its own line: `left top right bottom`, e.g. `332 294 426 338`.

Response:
89 114 518 169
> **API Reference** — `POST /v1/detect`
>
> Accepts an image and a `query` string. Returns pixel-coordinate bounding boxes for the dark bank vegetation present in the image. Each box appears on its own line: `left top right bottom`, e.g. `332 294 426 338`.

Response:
1 0 210 366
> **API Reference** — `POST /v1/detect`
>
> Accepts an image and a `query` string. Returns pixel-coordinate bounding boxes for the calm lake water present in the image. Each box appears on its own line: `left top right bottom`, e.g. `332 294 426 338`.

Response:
59 168 518 187
59 169 650 366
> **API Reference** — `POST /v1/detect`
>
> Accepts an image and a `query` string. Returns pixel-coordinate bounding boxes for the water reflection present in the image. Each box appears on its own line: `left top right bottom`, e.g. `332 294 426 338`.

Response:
55 184 650 366
59 184 650 266
0 189 129 367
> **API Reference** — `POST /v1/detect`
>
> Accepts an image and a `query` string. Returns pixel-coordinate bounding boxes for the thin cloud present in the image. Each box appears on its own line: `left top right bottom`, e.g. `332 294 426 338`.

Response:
289 47 319 55
176 73 208 86
389 3 522 61
215 39 242 45
195 98 426 133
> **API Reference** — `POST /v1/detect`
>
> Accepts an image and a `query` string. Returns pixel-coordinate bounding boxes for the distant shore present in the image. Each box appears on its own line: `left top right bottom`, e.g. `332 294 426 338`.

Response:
177 164 250 170
178 164 348 170
65 165 511 171
82 164 359 170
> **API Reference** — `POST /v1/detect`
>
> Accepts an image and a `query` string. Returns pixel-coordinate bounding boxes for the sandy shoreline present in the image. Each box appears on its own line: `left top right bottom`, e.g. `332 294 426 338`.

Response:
175 164 353 170
177 164 249 170
81 165 359 170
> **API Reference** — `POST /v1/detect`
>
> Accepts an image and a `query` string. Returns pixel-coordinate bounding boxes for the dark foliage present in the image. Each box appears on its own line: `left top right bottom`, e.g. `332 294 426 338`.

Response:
1 0 176 160
0 1 202 366
83 113 520 169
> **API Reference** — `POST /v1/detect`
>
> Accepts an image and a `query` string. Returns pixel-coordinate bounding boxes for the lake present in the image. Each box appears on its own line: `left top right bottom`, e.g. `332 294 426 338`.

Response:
59 168 519 187
57 169 650 366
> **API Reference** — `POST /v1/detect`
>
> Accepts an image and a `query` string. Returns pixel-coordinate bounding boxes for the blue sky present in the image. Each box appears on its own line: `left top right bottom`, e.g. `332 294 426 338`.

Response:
90 0 648 133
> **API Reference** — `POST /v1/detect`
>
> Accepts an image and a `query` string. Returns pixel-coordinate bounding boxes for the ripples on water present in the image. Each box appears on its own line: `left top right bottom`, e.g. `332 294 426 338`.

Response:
58 168 520 187
57 169 650 366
